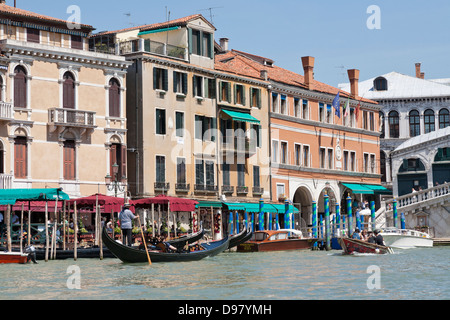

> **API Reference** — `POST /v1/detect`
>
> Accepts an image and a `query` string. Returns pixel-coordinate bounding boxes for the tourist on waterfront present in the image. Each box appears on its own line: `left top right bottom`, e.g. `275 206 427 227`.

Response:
373 229 385 246
118 202 137 247
352 228 361 240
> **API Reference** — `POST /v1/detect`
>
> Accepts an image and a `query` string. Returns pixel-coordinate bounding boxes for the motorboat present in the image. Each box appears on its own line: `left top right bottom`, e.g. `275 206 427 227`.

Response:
338 238 393 255
0 251 29 264
380 227 433 248
237 229 315 252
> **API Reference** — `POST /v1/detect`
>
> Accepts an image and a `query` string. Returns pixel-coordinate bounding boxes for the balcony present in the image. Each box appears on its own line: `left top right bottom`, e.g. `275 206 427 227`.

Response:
0 102 14 121
222 185 234 195
48 108 96 132
194 184 218 194
252 187 264 196
221 136 256 156
118 39 187 61
0 174 13 189
175 183 190 193
154 182 170 193
236 186 249 195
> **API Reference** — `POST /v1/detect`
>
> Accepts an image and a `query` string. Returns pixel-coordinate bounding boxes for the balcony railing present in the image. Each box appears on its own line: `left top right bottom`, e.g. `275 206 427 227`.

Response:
222 185 234 194
194 184 218 193
154 182 170 192
175 183 190 192
221 136 256 155
48 108 96 128
252 187 264 196
0 174 13 189
0 102 14 121
118 39 187 60
236 186 249 194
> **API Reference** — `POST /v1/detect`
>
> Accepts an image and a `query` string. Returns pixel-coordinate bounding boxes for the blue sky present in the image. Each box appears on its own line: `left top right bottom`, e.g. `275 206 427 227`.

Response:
13 0 450 87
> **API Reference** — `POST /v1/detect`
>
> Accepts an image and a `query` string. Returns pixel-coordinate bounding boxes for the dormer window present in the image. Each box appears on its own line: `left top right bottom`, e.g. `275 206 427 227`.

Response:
374 77 388 91
189 29 214 58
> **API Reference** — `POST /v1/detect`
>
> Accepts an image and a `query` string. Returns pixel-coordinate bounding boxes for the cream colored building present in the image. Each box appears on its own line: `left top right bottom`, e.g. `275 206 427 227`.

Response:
0 3 131 198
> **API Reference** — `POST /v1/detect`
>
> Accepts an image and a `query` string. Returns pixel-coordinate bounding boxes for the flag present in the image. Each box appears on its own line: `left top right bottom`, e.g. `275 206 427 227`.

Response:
355 100 361 120
332 91 340 118
343 97 350 118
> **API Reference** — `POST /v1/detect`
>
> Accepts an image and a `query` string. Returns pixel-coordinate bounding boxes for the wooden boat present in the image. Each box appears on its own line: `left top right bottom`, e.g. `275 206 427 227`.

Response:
237 229 315 252
164 227 205 250
338 237 394 254
0 251 29 264
228 226 252 250
102 227 229 263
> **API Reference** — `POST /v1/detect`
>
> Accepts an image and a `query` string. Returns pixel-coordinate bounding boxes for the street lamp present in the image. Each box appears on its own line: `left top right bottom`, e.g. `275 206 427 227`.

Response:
105 162 127 197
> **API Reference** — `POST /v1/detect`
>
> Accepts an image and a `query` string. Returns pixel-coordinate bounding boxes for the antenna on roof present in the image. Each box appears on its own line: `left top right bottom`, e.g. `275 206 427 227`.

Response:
198 6 223 24
124 12 135 27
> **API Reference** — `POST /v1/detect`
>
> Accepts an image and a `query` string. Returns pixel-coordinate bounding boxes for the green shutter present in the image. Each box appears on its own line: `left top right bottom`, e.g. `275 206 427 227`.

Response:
163 69 168 91
242 86 246 106
234 84 237 104
219 81 222 101
227 82 231 102
188 28 192 54
173 71 177 93
257 89 261 109
209 33 214 58
153 68 157 90
182 73 187 94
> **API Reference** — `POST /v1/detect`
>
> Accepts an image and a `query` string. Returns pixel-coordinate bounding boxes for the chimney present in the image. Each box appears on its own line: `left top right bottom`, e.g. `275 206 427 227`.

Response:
301 56 315 89
420 72 425 79
219 38 229 52
260 69 268 81
347 69 360 98
415 63 421 78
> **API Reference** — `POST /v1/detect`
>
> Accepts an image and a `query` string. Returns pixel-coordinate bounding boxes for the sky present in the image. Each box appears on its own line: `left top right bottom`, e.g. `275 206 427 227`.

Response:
11 0 450 87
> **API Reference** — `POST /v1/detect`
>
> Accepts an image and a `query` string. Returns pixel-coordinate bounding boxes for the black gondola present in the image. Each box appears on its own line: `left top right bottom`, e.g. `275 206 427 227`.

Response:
228 226 252 249
164 227 205 250
102 227 229 263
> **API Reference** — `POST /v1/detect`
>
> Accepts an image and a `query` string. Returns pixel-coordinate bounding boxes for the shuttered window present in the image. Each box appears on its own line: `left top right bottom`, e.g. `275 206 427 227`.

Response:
109 144 127 179
71 35 83 50
175 112 184 137
14 137 27 179
153 68 168 91
14 66 27 108
63 72 75 109
156 109 166 135
156 156 165 183
27 28 40 43
63 140 76 180
109 78 121 117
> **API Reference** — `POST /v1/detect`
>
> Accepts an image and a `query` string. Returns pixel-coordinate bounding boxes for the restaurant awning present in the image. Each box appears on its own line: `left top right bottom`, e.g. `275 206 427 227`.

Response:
0 188 70 205
221 109 260 124
197 200 223 208
133 195 198 212
223 202 299 213
342 183 392 195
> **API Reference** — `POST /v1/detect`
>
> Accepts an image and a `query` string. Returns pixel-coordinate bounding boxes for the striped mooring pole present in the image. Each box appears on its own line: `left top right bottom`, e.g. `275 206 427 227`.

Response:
324 194 331 251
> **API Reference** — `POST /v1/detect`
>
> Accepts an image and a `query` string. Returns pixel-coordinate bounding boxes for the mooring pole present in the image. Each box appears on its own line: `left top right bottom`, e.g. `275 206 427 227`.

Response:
259 198 264 231
370 200 376 231
312 200 317 250
393 200 398 228
336 204 340 237
347 195 353 236
324 194 331 250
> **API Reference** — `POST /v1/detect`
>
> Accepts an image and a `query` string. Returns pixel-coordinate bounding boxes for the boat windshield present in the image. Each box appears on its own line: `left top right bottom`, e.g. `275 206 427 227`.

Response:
251 233 267 241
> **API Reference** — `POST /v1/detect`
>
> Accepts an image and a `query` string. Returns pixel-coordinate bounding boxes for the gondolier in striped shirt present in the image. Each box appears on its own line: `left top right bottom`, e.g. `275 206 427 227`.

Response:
119 202 137 247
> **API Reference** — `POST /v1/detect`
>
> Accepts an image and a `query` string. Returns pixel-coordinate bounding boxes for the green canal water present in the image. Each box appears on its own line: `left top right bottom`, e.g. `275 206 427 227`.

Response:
0 246 449 300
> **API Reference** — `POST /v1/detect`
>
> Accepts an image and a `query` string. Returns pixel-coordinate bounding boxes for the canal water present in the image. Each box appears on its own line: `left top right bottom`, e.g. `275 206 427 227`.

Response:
0 246 449 300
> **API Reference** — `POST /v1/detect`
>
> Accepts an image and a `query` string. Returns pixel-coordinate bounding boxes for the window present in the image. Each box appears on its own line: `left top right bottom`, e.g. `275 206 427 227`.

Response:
14 136 27 179
14 66 27 108
27 28 40 43
251 88 261 108
176 158 186 184
388 111 399 138
350 151 356 172
272 93 278 113
439 109 450 129
71 35 83 50
319 147 326 169
295 144 301 166
195 115 216 141
109 143 126 179
202 32 212 58
374 77 388 91
173 71 187 95
343 150 349 171
363 153 369 173
237 164 245 186
175 112 184 137
63 140 76 180
302 99 309 119
294 98 300 117
409 110 420 137
349 108 356 127
251 124 261 148
156 109 166 135
272 140 279 163
109 78 121 117
369 112 374 131
190 29 213 58
235 84 245 105
153 68 168 91
222 163 230 186
195 159 204 186
370 154 376 173
193 75 203 97
253 166 260 187
63 72 75 109
319 103 325 122
155 156 165 183
327 149 333 169
280 95 287 115
326 104 333 124
281 142 288 164
220 81 231 102
363 110 368 130
424 109 435 133
303 145 310 167
191 30 201 55
205 161 215 187
276 184 285 199
205 78 216 99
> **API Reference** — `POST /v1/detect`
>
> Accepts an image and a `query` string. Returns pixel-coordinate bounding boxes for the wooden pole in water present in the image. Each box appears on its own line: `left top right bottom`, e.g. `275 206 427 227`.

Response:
27 206 31 247
158 204 161 236
370 200 376 231
151 203 155 238
63 201 66 251
347 195 353 236
45 202 49 262
99 204 103 260
74 201 78 261
95 194 99 246
137 215 151 265
6 205 11 252
167 201 170 240
20 203 24 253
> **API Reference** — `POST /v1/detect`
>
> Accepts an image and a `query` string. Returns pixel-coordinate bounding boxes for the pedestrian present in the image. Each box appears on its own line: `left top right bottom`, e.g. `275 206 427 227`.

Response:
118 201 137 247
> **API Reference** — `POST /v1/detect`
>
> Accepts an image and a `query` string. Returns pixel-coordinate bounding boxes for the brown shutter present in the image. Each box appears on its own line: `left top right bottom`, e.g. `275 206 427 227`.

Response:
109 79 120 117
63 141 75 180
109 144 117 178
63 73 75 109
71 35 83 50
27 28 40 43
14 67 27 108
14 137 27 179
121 145 127 179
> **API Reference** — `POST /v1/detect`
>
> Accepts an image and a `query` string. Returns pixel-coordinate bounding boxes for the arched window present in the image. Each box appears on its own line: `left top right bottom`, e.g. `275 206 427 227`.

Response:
409 110 420 137
109 78 121 118
374 77 388 91
63 72 75 109
14 66 27 108
388 111 399 138
424 109 435 133
439 108 449 129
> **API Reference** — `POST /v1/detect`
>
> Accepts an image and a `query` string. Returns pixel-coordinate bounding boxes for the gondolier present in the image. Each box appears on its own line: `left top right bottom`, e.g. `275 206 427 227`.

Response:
119 201 137 247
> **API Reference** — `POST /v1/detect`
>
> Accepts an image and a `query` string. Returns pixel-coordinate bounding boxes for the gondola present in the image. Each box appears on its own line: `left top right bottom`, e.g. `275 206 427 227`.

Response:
102 227 229 263
228 226 252 249
338 237 394 254
164 227 205 250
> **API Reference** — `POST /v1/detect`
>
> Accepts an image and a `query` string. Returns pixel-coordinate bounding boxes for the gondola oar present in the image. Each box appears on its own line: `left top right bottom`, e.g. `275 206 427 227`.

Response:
137 216 152 265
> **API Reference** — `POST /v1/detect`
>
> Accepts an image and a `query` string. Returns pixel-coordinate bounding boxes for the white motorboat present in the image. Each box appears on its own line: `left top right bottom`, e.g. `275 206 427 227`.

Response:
380 227 433 248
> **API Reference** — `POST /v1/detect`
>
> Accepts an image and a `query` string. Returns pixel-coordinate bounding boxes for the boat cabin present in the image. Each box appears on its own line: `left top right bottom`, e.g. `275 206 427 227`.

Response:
250 230 303 242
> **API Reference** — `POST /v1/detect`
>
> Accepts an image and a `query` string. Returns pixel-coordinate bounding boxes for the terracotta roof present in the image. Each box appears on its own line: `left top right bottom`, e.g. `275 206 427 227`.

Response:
0 3 93 30
92 14 214 37
215 50 377 104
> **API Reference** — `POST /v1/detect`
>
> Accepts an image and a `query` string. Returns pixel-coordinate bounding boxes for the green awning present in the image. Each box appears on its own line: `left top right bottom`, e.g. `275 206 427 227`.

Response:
342 183 375 195
138 26 180 36
223 202 299 214
0 188 70 205
221 109 260 124
270 204 300 213
364 184 392 195
196 200 223 208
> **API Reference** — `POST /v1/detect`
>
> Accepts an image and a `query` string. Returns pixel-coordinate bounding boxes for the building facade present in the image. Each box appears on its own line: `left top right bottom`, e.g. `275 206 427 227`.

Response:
0 3 131 198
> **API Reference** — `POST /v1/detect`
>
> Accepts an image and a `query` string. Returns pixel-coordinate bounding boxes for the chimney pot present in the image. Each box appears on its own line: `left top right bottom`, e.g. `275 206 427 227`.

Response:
219 38 229 52
420 72 425 79
301 56 315 89
415 63 421 78
260 69 268 81
347 69 360 98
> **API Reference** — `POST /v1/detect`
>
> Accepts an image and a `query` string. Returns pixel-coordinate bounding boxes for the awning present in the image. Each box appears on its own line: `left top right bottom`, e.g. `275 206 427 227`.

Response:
138 26 181 36
223 202 299 213
221 109 260 124
342 183 392 195
0 188 70 205
196 201 223 208
133 195 198 212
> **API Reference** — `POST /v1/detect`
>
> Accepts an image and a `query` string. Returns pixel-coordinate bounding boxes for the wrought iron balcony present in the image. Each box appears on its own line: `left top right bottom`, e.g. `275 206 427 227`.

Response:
236 186 249 194
222 185 234 194
252 187 264 196
0 101 14 121
221 136 256 156
194 184 218 193
154 182 170 192
175 183 190 192
48 108 96 129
